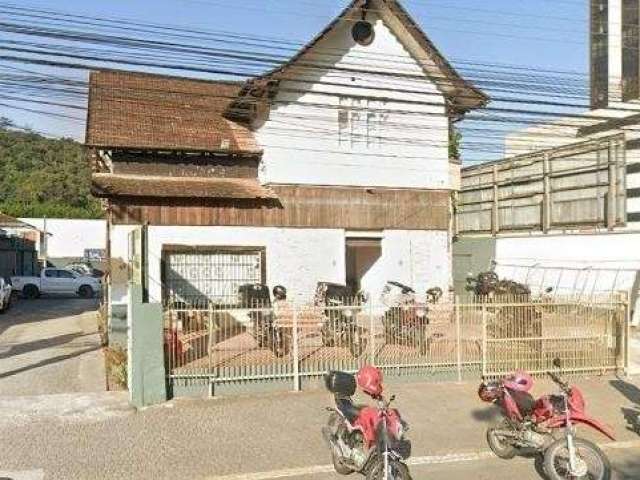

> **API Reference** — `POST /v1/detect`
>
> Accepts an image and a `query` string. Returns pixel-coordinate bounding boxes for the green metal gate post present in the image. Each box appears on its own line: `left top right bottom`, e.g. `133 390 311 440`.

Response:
128 282 167 408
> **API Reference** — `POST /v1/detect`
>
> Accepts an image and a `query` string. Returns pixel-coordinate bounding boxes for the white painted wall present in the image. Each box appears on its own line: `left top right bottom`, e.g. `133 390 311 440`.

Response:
489 231 640 324
20 218 106 258
255 10 450 189
110 224 137 309
147 226 346 304
109 225 451 307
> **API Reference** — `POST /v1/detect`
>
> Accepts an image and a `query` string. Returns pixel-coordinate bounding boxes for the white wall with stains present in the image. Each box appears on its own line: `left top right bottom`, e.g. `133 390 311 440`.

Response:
255 10 449 189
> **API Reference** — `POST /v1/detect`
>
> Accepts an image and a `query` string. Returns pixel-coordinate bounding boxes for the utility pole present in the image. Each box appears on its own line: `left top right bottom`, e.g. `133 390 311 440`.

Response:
42 216 48 268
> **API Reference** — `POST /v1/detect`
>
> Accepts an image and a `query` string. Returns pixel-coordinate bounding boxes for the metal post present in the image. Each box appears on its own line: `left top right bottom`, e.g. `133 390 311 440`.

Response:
624 293 631 377
607 140 617 230
455 297 462 383
491 165 499 235
207 303 214 378
369 299 375 366
292 305 300 391
42 215 48 267
542 153 551 233
481 304 487 378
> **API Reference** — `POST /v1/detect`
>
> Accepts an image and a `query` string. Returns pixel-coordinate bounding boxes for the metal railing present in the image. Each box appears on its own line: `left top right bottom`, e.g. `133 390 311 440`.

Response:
163 294 628 394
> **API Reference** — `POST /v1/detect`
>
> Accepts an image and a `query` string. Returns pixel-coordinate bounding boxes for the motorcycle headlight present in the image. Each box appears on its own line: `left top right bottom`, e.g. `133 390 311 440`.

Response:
343 309 354 318
415 309 426 318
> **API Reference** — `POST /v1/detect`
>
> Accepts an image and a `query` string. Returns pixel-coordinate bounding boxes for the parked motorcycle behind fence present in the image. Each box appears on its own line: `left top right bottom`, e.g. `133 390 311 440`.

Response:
315 282 368 358
466 271 544 339
478 358 614 480
381 281 443 355
238 283 292 357
323 366 412 480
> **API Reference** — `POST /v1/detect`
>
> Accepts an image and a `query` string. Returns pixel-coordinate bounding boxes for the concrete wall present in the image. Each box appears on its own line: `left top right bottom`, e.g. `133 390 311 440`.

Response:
19 218 106 258
452 237 496 298
110 225 451 308
255 10 449 189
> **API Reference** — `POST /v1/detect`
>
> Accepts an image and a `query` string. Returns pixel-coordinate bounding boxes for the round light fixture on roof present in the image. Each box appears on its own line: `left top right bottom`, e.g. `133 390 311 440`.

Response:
352 21 374 46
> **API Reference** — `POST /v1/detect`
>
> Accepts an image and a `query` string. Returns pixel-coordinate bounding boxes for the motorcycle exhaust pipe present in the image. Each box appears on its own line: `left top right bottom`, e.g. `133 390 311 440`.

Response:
323 426 349 459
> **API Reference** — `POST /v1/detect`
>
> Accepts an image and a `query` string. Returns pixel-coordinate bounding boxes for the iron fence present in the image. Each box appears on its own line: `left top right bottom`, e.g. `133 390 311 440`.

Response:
163 294 628 394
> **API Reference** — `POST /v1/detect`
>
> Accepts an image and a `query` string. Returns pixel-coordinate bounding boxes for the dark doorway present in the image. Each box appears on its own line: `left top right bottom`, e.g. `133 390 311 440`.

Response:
345 237 382 293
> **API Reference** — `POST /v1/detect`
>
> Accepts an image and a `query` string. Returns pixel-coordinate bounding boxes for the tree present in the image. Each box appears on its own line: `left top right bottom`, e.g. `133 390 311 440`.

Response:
449 126 462 161
0 124 102 219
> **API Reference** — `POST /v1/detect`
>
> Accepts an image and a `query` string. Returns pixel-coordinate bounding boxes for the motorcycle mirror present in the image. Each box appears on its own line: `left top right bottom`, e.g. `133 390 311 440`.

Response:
552 357 562 368
390 394 396 402
545 287 554 293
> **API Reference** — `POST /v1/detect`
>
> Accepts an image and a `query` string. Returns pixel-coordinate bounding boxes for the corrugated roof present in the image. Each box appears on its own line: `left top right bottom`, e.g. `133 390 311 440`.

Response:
91 173 277 200
85 70 260 153
0 213 39 230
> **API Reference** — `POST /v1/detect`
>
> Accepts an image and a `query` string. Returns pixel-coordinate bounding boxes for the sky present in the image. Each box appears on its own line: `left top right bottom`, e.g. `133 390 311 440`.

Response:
0 0 590 160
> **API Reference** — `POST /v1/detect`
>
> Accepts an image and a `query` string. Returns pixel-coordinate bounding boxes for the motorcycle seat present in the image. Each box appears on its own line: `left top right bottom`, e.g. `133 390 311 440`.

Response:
336 397 364 423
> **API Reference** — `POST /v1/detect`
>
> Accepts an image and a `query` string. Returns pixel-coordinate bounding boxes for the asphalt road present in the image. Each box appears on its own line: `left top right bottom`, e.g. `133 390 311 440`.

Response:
2 298 640 479
1 376 640 479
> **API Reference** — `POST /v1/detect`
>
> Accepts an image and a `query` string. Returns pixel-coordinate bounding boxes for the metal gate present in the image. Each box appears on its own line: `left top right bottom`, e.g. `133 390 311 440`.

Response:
482 296 627 378
163 294 628 395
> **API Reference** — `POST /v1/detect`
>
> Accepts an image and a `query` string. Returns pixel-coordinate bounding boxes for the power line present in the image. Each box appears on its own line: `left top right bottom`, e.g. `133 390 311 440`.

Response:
1 0 634 165
0 2 596 78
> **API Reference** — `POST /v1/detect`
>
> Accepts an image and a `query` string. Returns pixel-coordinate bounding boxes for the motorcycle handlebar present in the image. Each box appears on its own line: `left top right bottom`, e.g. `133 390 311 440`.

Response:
546 371 570 392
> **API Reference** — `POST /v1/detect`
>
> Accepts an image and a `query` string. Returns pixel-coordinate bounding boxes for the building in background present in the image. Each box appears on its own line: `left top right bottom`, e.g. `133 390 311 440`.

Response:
454 0 640 326
0 213 38 278
85 0 487 342
18 218 106 269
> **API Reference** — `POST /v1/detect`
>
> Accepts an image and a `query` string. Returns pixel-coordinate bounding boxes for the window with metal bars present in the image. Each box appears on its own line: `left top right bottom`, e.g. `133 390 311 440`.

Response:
162 247 265 306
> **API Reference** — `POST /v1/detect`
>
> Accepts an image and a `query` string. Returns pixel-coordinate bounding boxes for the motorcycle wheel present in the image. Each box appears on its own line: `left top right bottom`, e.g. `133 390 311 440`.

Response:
321 325 336 347
253 322 266 349
348 328 368 358
332 452 354 475
273 332 292 358
415 328 429 356
486 419 518 460
383 317 396 345
366 459 412 480
543 437 611 480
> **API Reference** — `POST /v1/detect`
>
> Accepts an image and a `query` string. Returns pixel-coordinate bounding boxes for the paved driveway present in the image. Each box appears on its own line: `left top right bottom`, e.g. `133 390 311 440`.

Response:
0 297 106 395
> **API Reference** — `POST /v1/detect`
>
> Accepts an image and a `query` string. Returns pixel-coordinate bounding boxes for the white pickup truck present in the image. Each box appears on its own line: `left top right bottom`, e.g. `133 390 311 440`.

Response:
11 268 101 299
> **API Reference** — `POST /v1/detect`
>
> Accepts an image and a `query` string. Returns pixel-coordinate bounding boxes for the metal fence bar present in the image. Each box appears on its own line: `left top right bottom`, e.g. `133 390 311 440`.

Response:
292 306 300 391
481 303 487 378
455 298 462 382
369 300 375 367
162 294 627 393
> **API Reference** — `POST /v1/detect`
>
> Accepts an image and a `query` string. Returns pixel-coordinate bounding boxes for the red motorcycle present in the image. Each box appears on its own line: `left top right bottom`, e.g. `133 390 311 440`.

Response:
323 366 412 480
478 359 614 480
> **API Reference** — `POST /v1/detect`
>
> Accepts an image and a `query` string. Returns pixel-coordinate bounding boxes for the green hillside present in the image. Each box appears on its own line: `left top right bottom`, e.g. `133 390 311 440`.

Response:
0 118 102 219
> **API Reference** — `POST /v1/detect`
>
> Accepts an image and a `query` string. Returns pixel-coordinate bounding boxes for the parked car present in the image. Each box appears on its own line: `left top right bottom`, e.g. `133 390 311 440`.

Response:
0 277 13 313
11 268 101 299
66 262 104 278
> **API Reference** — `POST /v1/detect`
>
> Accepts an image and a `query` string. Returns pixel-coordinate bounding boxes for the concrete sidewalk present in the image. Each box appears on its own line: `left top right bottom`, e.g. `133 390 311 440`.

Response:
0 298 104 395
1 374 640 479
